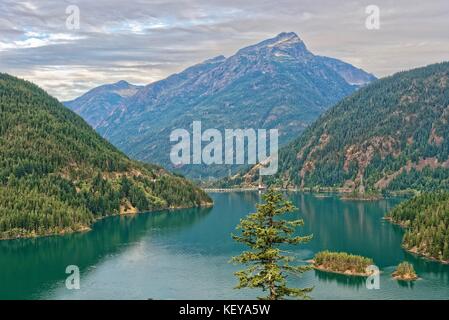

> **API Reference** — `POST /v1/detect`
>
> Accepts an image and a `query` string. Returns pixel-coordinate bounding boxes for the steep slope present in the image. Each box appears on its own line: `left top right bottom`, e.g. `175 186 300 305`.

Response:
64 80 142 129
231 62 449 193
315 56 377 86
67 32 375 178
0 73 212 240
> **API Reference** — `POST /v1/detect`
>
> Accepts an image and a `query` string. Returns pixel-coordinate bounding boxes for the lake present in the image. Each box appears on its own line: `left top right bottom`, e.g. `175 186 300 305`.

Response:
1 192 448 300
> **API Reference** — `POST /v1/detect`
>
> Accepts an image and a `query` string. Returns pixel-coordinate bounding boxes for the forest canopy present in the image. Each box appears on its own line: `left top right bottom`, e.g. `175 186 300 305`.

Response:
386 192 449 263
0 73 212 239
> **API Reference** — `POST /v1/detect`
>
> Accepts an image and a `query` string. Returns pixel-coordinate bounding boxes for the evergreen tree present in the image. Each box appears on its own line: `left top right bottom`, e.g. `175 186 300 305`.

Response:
231 189 313 300
387 192 449 262
0 73 212 239
223 62 449 193
393 261 417 280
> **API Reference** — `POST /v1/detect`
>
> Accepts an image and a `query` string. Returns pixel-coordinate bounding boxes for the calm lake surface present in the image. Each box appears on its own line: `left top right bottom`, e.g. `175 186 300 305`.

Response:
1 192 448 300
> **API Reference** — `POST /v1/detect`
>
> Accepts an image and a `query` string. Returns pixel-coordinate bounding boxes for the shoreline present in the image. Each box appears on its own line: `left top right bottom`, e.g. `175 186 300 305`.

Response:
203 187 261 192
403 246 449 265
392 274 419 281
0 201 214 242
383 218 449 265
312 265 374 277
340 193 384 201
204 187 417 199
204 187 344 194
307 259 375 277
205 187 387 201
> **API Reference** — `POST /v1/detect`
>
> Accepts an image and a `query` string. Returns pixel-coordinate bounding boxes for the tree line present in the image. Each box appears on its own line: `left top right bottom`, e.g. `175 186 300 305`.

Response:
0 73 211 239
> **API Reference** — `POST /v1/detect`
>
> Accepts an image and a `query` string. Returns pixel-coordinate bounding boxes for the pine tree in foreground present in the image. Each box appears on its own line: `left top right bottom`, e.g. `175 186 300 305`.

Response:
231 189 313 300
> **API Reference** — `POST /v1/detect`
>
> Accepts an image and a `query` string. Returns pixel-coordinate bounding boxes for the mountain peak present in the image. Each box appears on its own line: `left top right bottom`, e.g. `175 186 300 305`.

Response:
115 80 129 85
274 32 300 41
69 33 375 179
112 80 132 88
236 31 311 59
266 32 304 49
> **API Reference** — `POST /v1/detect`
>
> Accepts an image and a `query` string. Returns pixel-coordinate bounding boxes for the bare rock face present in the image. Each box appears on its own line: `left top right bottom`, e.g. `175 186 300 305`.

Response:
64 80 143 129
230 62 449 193
66 32 375 178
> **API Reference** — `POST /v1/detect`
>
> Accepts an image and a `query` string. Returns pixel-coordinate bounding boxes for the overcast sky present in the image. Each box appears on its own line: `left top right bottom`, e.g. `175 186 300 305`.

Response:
1 0 448 100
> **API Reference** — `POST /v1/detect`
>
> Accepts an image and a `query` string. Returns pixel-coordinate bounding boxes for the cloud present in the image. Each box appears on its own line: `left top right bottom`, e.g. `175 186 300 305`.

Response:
0 0 448 100
0 32 85 50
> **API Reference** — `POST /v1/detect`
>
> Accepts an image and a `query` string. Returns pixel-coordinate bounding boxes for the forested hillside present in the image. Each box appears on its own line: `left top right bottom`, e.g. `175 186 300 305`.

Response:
386 192 449 263
227 62 449 193
0 73 211 240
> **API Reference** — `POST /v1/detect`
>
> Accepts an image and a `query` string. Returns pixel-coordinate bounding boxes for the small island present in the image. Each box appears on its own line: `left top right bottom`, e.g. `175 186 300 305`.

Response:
311 251 375 277
340 191 383 201
392 262 418 281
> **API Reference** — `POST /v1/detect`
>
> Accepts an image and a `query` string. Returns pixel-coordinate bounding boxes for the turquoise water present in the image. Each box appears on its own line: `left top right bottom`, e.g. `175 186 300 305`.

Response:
0 192 448 300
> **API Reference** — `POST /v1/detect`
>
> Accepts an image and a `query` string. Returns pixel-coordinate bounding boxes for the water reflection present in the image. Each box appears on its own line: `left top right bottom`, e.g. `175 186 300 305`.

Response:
314 269 367 289
1 192 449 300
290 193 405 267
396 279 416 289
0 207 212 300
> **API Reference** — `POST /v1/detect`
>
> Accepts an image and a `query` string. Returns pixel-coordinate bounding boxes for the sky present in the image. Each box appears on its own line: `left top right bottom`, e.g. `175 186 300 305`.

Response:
1 0 448 101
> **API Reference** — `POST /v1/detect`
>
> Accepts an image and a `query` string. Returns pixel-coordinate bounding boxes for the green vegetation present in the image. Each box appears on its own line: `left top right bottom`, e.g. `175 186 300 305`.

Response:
231 189 313 300
0 73 212 239
68 33 372 179
313 251 374 276
386 192 449 263
341 190 383 201
392 262 418 281
228 62 449 193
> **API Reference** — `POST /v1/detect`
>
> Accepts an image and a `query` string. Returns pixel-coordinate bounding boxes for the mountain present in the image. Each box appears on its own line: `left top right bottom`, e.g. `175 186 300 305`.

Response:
315 56 377 86
228 62 449 193
0 73 212 240
64 80 142 129
66 32 376 178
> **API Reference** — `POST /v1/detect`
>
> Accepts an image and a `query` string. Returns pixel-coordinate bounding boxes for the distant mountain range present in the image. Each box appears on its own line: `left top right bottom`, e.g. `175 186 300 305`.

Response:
65 32 376 178
65 80 143 129
0 73 211 240
226 62 449 193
